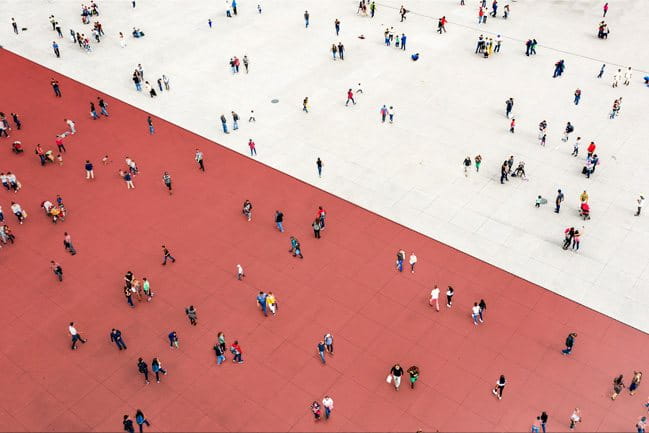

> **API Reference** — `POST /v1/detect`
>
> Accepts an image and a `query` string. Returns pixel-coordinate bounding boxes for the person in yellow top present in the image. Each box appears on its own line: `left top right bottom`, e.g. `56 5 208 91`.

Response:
266 292 277 315
580 190 589 203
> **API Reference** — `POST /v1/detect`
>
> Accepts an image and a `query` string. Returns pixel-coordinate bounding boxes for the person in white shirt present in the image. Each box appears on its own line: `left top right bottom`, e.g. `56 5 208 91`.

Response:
10 201 25 224
0 173 8 191
65 118 76 134
409 252 417 273
322 396 334 419
472 302 483 325
236 264 245 280
68 322 87 350
6 172 19 192
429 285 440 311
635 195 645 216
42 200 54 214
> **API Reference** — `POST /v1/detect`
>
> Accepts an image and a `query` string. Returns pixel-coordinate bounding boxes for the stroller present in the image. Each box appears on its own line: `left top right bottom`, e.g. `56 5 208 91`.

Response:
579 202 590 220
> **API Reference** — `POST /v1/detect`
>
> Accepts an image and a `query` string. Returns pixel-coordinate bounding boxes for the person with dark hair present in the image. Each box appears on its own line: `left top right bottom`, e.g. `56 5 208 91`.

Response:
492 375 506 399
135 409 150 432
137 358 150 384
562 333 577 355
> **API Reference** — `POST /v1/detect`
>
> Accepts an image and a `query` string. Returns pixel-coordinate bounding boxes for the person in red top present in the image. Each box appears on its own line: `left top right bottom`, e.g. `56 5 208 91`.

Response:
55 135 66 153
35 144 46 166
587 142 596 158
345 89 356 106
231 340 243 363
248 139 256 156
317 206 326 229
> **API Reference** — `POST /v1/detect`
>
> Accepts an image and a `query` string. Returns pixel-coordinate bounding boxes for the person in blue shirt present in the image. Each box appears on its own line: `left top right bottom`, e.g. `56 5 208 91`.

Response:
401 33 406 50
256 291 268 316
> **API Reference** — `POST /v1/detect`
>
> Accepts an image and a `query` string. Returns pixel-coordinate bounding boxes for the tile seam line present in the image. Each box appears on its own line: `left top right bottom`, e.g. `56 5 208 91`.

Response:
4 48 646 336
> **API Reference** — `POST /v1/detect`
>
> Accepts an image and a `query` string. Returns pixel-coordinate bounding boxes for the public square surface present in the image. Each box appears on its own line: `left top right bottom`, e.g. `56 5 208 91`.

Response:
1 0 649 431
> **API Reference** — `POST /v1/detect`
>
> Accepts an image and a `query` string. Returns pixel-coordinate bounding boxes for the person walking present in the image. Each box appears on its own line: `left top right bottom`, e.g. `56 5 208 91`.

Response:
185 305 198 325
236 263 245 280
248 139 256 156
85 160 94 179
316 157 323 177
389 364 404 390
151 358 167 383
11 18 19 34
63 232 77 255
635 195 644 216
472 302 483 325
147 116 154 134
562 332 577 355
429 285 440 311
303 97 309 113
478 299 486 321
540 411 548 433
408 252 417 273
142 277 153 301
68 322 87 350
168 331 179 348
52 41 60 57
213 340 226 365
266 292 277 315
51 260 64 281
345 89 355 106
334 18 340 35
231 111 239 130
194 149 205 171
231 340 243 363
162 172 172 195
569 408 581 430
123 415 135 433
492 375 506 400
50 78 62 97
111 328 127 350
124 284 135 308
275 210 284 232
555 189 564 213
395 249 405 272
310 401 322 421
137 358 150 384
98 97 109 116
312 218 322 238
611 374 625 400
629 371 643 395
317 340 326 364
407 365 420 389
257 291 268 317
324 333 334 355
304 10 310 27
161 245 175 265
574 89 581 105
135 409 150 433
446 286 454 307
322 395 334 419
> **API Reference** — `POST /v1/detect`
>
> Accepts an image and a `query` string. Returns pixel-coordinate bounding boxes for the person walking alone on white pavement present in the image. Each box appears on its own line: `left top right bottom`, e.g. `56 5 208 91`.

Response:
636 195 645 216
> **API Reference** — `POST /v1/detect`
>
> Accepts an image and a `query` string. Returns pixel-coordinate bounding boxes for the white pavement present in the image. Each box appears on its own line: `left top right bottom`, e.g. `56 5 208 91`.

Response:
3 0 649 331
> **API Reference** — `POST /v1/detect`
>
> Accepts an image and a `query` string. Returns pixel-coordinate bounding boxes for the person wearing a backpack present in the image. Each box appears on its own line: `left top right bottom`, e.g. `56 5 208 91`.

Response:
135 409 150 432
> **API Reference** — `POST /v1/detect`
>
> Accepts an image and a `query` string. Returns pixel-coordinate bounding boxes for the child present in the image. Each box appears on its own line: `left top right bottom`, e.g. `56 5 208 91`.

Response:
56 154 64 166
535 196 542 207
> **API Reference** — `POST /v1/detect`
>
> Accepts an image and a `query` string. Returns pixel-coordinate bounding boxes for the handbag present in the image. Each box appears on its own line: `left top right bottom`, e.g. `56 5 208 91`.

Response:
386 374 392 384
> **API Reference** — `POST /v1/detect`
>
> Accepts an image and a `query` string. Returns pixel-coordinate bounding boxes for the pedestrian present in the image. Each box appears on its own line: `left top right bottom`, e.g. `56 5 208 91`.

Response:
509 118 516 133
97 97 109 116
90 102 99 120
185 305 197 325
338 42 345 60
110 328 127 350
51 260 63 281
162 172 172 195
572 137 581 156
232 111 239 130
380 105 388 122
151 358 167 383
409 252 417 273
213 341 226 365
553 59 566 78
389 364 404 390
124 284 135 308
492 375 506 400
322 395 334 419
395 249 405 272
220 114 229 133
370 1 376 17
168 331 179 348
429 285 440 311
135 409 150 433
161 245 176 265
540 411 548 433
611 374 625 400
407 365 420 389
478 299 486 321
52 41 60 57
475 155 482 172
122 170 135 189
603 2 608 16
84 160 94 179
231 340 243 363
463 156 471 176
147 116 154 134
638 417 647 433
242 199 252 221
303 97 309 113
636 195 645 216
68 322 87 350
562 122 574 142
266 292 277 315
11 201 26 224
317 206 326 229
555 189 564 213
311 401 322 421
304 10 309 28
472 302 483 325
275 210 284 232
574 89 581 105
51 78 62 97
505 98 514 118
123 415 135 433
137 358 150 384
345 88 355 106
257 291 268 316
334 18 340 35
388 106 395 123
312 218 322 238
248 139 256 156
612 68 621 87
195 149 205 171
623 67 633 85
63 232 77 255
11 17 18 34
316 157 323 177
64 118 76 135
561 332 577 355
446 286 454 307
569 408 581 430
11 113 21 130
597 64 606 78
630 371 643 395
324 333 334 355
317 340 326 364
289 236 303 258
142 277 153 301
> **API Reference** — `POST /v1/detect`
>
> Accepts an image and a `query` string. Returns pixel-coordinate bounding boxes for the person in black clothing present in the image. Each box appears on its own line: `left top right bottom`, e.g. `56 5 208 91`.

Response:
123 415 135 433
312 218 321 238
390 364 404 390
540 411 548 433
51 78 62 97
505 97 514 118
11 113 21 130
137 357 150 384
562 333 577 355
500 161 508 184
97 97 109 116
275 210 284 232
161 245 175 265
51 260 63 281
478 299 487 322
492 375 506 399
124 271 134 289
111 328 127 350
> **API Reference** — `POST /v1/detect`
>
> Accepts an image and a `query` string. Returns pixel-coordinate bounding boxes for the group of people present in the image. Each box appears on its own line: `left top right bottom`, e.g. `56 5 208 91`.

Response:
40 197 67 223
229 55 249 73
475 34 502 58
123 270 154 307
383 27 407 50
131 64 170 96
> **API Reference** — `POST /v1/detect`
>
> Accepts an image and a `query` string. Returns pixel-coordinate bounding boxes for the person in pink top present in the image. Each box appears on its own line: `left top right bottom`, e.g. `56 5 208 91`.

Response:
248 139 256 156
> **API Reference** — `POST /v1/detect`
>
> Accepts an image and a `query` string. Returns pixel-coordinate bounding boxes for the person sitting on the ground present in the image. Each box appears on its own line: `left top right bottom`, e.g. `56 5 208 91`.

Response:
512 161 527 179
411 53 419 61
132 27 144 38
12 141 23 153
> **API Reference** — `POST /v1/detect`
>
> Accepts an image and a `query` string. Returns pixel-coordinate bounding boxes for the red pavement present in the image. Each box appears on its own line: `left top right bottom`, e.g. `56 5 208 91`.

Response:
0 49 647 432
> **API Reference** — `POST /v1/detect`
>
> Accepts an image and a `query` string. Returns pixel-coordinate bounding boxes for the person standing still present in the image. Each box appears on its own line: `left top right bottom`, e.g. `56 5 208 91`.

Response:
195 149 205 171
540 411 548 433
312 218 321 238
409 252 417 273
555 189 564 213
185 305 198 325
317 340 326 364
147 116 154 134
446 286 454 307
275 210 284 232
304 10 310 27
316 157 323 177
